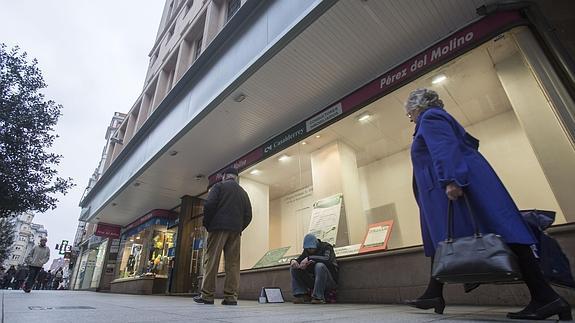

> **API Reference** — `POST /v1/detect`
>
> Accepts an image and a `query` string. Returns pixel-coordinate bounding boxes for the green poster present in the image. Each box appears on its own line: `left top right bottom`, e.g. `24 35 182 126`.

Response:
252 246 292 268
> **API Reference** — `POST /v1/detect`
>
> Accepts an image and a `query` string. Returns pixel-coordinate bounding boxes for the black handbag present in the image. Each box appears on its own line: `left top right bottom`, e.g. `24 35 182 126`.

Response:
432 195 522 284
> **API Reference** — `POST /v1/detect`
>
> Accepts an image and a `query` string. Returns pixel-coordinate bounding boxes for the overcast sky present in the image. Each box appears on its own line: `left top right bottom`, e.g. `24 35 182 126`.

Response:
0 1 165 264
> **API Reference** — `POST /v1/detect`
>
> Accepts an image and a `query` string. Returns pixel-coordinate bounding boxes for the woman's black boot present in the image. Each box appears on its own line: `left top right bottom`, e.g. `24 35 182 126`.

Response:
507 297 572 321
404 297 446 314
405 257 445 314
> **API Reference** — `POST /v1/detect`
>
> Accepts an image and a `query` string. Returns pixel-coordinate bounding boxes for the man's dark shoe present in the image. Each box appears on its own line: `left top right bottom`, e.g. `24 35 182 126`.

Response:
293 294 311 304
193 295 214 304
311 298 326 304
221 299 237 306
506 297 572 321
404 297 445 314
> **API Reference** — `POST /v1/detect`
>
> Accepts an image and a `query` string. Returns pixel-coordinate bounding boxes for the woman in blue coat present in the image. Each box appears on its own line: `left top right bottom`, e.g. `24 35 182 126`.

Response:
403 89 570 321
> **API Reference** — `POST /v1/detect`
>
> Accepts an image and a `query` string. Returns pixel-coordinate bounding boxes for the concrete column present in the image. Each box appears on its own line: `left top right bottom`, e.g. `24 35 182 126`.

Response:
135 94 151 130
174 40 192 82
102 142 115 172
495 52 575 222
202 0 224 50
172 195 203 293
152 69 169 110
310 141 365 246
238 177 269 269
123 109 139 144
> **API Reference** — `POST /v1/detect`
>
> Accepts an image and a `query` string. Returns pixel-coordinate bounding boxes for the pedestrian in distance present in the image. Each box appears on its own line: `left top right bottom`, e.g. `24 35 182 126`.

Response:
290 233 338 304
14 265 28 290
34 268 46 290
53 268 64 290
0 267 5 289
43 269 52 290
23 237 50 293
402 88 571 321
193 167 252 306
4 265 16 289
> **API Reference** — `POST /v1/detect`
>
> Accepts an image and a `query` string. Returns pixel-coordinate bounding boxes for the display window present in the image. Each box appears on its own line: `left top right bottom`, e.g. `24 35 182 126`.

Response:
90 239 108 288
117 225 175 278
235 29 575 271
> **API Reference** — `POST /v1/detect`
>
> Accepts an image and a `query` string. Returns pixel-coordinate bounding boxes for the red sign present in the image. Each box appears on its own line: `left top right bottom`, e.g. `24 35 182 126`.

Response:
95 222 121 239
340 11 524 114
359 220 394 254
208 147 264 186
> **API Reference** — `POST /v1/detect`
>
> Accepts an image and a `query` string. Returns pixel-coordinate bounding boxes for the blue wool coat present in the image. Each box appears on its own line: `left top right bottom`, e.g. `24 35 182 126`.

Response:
411 107 535 257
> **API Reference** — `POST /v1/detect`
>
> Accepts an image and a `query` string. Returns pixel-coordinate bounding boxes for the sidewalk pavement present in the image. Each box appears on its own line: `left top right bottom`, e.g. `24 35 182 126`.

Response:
1 290 568 323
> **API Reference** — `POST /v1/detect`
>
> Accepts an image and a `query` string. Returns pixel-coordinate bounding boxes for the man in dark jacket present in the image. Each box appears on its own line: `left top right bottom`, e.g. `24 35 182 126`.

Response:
290 234 338 304
194 167 252 306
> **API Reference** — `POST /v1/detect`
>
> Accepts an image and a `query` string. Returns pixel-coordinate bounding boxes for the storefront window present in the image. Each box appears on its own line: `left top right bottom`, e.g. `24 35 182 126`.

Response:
90 240 108 288
117 225 175 279
236 29 575 270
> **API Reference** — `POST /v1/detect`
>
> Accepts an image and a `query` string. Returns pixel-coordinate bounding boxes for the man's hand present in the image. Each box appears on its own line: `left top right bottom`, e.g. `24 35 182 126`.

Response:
290 260 299 268
446 183 463 200
298 257 314 269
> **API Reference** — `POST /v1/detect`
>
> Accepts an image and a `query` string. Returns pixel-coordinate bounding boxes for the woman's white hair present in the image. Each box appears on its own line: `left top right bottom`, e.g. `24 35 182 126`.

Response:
405 88 444 114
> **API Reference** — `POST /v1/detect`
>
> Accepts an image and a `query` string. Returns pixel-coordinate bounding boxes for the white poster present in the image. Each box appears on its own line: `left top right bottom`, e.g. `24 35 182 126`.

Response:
334 244 361 257
308 194 343 245
364 225 389 247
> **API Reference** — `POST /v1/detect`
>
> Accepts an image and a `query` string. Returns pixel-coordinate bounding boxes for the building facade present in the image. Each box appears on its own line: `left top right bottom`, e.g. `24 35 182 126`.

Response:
77 0 575 304
4 213 48 268
70 112 126 291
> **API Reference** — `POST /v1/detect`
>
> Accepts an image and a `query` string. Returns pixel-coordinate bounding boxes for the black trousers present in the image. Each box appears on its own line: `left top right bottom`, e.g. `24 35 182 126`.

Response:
24 266 41 290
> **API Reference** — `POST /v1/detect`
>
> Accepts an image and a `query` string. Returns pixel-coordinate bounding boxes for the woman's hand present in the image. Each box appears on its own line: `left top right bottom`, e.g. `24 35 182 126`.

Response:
446 183 463 200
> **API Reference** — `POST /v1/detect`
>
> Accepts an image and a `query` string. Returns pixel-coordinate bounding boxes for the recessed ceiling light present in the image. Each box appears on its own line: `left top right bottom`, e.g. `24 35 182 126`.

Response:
133 182 141 187
234 93 246 102
278 154 290 162
111 202 118 207
169 150 179 156
301 141 307 145
315 135 321 138
249 169 260 175
357 112 372 122
431 74 447 84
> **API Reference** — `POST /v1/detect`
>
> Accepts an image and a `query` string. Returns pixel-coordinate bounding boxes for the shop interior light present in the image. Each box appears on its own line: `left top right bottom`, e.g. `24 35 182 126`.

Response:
357 112 372 122
278 154 290 162
301 141 307 145
315 135 321 138
136 236 141 240
250 169 261 175
431 74 447 84
130 239 134 242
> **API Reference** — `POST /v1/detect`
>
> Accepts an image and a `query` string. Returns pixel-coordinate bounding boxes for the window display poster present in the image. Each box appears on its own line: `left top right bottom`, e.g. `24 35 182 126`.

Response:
308 194 343 245
359 220 394 253
253 246 291 269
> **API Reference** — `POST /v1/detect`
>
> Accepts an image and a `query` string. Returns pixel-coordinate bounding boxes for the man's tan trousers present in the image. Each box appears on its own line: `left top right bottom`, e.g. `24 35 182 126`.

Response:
201 231 241 302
